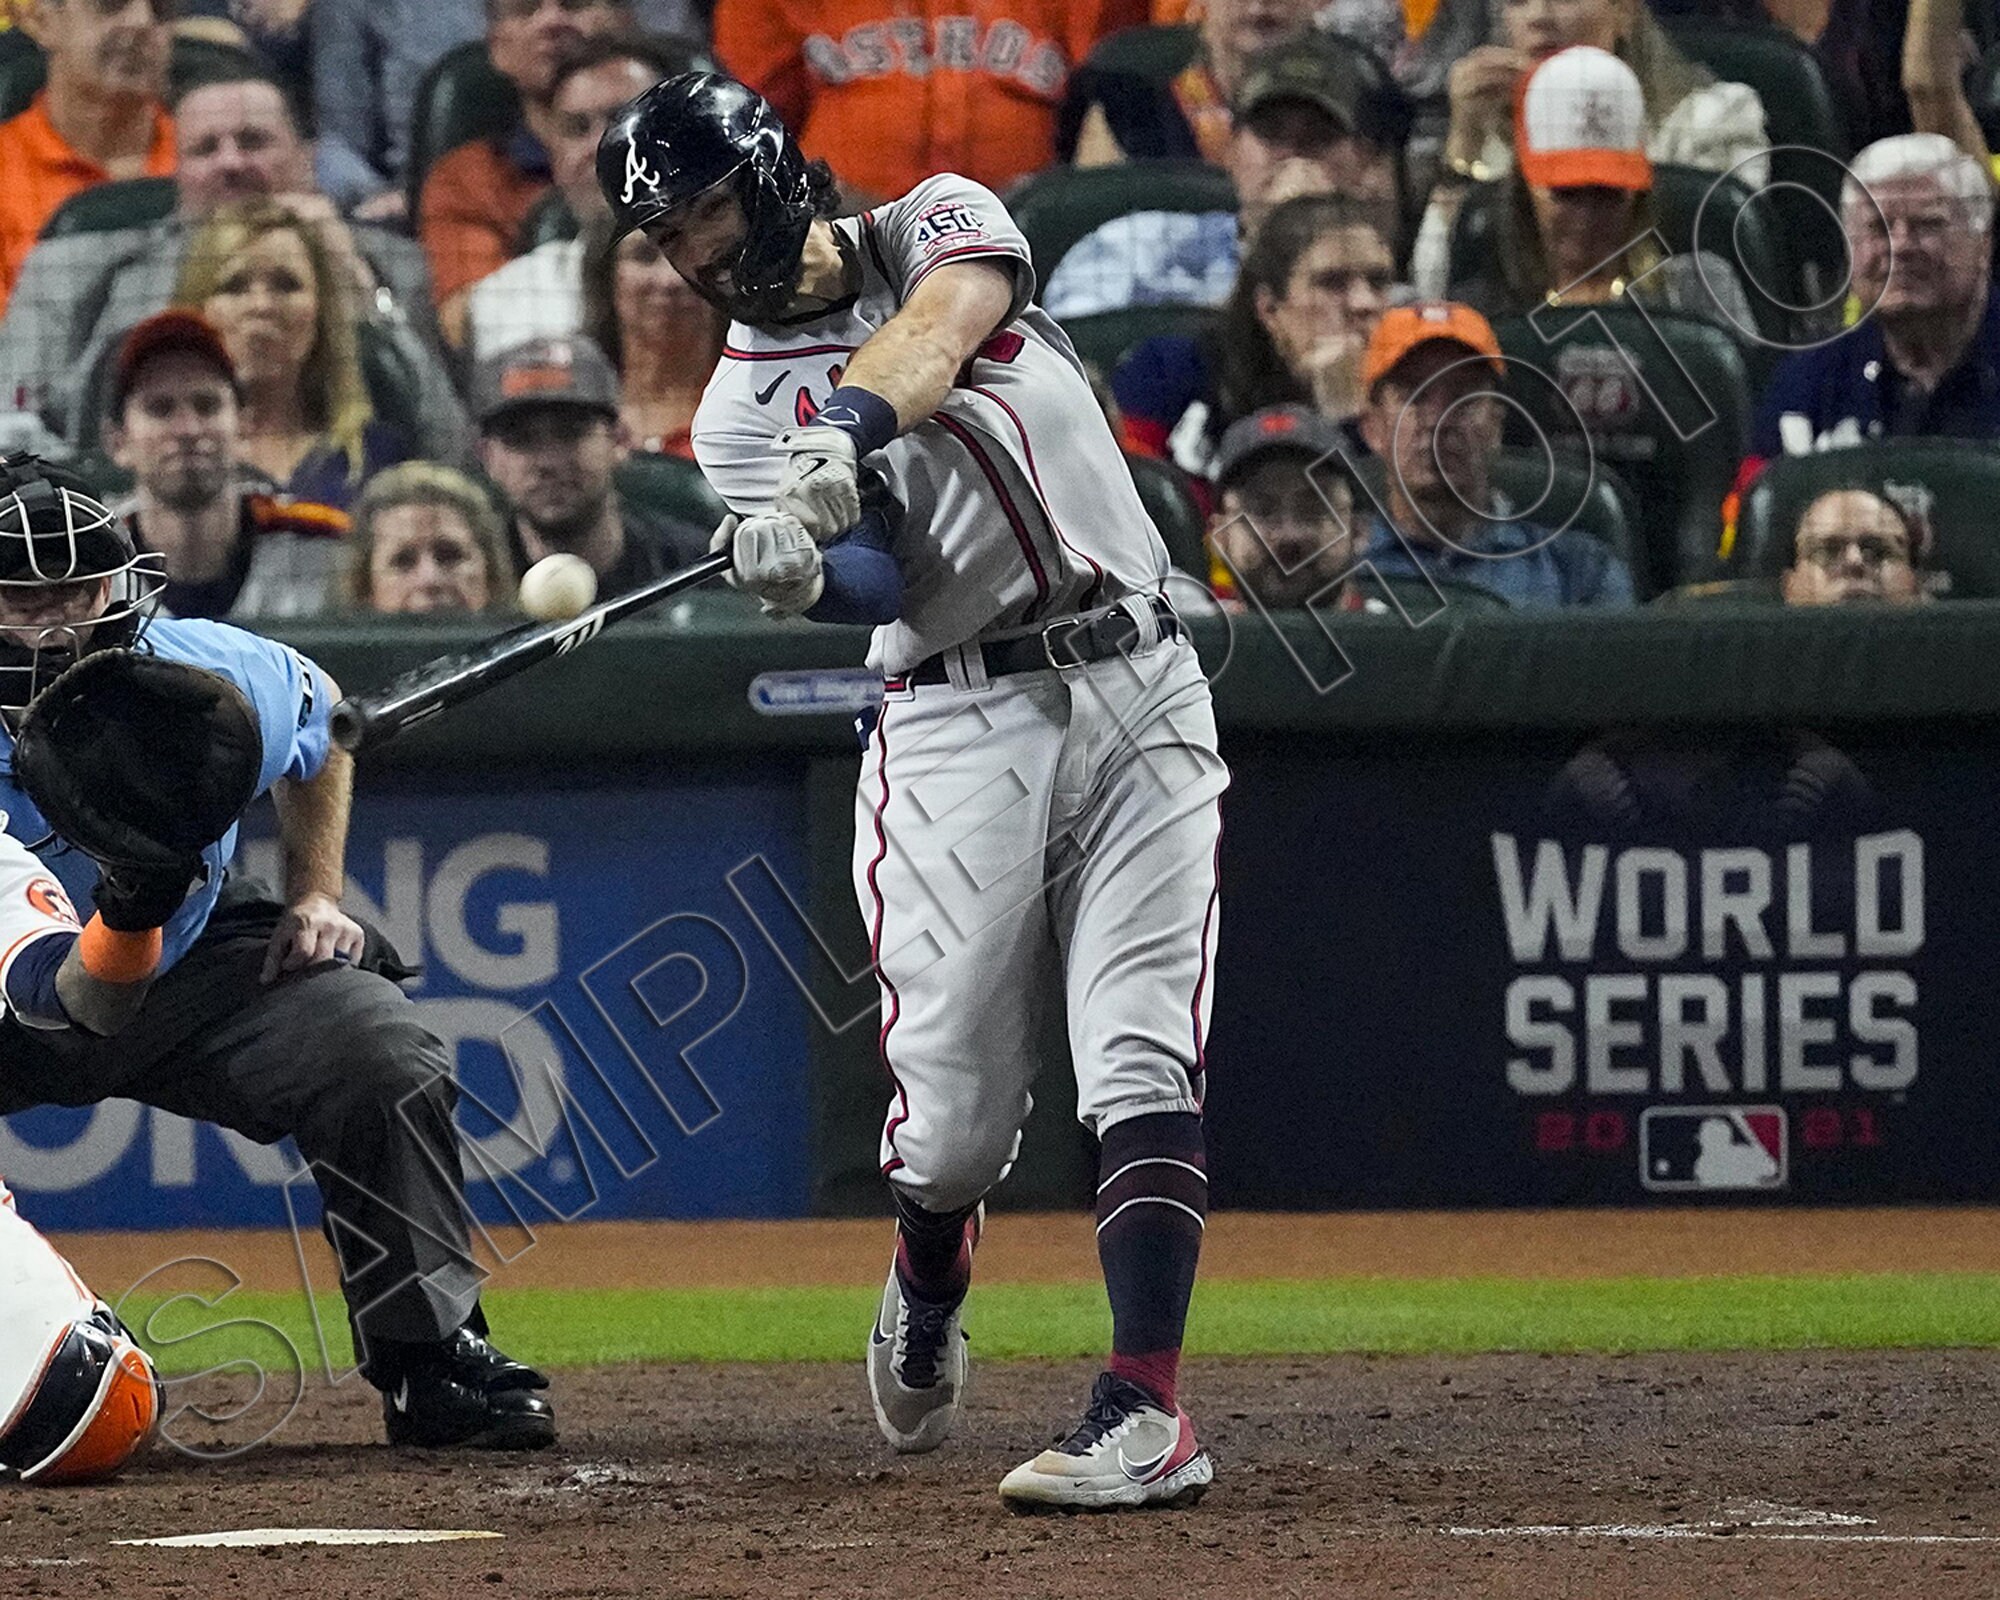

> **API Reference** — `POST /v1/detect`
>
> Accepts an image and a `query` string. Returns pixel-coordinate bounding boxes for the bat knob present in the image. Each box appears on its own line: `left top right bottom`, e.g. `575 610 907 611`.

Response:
330 698 366 751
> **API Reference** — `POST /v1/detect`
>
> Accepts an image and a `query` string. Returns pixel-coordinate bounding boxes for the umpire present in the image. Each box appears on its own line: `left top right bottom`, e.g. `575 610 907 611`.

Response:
0 455 554 1452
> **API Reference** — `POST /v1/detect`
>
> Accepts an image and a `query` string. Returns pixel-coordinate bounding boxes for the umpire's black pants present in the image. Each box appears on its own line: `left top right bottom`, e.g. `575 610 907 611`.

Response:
0 881 482 1373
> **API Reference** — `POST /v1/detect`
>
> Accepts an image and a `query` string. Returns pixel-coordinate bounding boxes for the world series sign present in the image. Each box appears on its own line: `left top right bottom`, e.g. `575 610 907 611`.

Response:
1203 725 1999 1209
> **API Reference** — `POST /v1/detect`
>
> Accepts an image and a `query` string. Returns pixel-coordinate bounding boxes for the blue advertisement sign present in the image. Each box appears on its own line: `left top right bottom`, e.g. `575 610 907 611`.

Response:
0 777 814 1230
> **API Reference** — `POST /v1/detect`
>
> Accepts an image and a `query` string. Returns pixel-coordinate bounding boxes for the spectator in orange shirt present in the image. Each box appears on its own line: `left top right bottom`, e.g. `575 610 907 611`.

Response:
0 0 176 315
419 0 638 337
715 0 1148 204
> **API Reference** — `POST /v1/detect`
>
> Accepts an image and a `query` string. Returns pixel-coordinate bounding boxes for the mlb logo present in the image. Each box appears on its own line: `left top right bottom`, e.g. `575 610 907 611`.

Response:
1640 1107 1788 1193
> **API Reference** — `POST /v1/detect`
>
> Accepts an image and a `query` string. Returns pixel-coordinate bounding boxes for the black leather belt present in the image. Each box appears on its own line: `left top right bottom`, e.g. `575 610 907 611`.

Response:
900 596 1181 686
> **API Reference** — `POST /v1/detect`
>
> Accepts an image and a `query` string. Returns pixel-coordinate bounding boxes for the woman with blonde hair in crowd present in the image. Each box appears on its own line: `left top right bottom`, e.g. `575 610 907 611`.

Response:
175 201 413 510
1410 0 1770 295
578 221 727 462
343 461 518 615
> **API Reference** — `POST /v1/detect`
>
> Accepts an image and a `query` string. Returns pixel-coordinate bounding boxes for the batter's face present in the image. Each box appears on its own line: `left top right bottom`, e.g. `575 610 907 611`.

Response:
368 503 493 614
641 186 751 312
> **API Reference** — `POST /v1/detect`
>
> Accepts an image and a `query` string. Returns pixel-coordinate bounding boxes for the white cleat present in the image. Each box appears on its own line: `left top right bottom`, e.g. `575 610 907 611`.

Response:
998 1373 1214 1512
866 1268 968 1454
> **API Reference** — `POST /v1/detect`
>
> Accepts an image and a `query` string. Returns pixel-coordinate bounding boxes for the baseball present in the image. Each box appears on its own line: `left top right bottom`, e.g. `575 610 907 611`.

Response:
518 553 597 621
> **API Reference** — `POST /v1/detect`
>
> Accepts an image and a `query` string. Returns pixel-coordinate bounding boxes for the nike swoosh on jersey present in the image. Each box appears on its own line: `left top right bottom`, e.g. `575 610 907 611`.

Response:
392 1380 411 1415
754 371 791 405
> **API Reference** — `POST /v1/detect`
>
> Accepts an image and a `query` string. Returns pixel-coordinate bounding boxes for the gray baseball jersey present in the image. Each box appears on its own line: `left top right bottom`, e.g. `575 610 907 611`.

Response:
693 174 1172 675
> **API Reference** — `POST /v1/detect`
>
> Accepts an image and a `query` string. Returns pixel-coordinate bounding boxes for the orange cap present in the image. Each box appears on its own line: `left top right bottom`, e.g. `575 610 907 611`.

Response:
1515 46 1652 193
1362 302 1505 392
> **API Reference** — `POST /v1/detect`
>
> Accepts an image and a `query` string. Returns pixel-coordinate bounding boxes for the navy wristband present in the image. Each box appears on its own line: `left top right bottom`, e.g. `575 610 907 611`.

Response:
812 386 899 457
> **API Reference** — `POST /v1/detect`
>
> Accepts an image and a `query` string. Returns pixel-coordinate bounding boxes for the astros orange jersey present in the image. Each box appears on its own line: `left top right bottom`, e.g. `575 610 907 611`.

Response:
715 0 1147 200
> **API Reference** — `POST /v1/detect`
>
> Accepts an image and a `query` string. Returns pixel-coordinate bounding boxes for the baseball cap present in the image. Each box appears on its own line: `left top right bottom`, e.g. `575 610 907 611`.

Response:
471 337 621 430
1233 31 1408 147
110 310 239 417
1213 405 1349 490
1362 301 1505 393
1515 46 1651 193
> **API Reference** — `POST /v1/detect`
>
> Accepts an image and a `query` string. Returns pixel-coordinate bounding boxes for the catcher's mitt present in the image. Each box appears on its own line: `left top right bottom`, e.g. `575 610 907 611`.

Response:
13 650 262 874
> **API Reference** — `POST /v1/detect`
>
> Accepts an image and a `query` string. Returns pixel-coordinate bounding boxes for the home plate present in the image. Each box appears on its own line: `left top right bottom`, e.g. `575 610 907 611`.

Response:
115 1529 502 1549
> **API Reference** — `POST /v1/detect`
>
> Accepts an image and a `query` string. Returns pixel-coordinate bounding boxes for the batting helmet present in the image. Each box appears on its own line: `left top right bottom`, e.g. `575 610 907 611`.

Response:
0 455 165 718
597 72 831 323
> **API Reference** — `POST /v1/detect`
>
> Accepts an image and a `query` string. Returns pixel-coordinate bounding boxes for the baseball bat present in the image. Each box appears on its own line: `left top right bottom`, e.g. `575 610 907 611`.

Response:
329 549 733 753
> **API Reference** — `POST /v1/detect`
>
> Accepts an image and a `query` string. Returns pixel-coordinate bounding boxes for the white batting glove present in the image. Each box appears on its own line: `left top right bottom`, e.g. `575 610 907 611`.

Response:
710 513 825 617
771 425 860 540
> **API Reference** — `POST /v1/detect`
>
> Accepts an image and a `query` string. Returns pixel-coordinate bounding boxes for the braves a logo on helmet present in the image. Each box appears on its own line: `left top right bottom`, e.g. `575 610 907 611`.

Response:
621 141 664 206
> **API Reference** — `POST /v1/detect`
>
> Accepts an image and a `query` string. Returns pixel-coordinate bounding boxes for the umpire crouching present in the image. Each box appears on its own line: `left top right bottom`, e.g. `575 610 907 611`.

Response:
0 455 554 1451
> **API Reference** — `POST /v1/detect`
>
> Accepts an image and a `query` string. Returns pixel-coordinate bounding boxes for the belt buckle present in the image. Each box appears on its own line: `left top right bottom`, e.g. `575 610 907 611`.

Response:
1040 616 1090 671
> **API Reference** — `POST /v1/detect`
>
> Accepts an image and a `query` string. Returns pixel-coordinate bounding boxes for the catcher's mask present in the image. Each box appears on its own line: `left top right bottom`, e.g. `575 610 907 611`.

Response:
0 455 165 721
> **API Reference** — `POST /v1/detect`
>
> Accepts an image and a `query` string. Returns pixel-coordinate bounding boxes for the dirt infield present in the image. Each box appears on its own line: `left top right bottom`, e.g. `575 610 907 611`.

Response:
48 1207 2000 1294
8 1352 2000 1599
11 1211 2000 1596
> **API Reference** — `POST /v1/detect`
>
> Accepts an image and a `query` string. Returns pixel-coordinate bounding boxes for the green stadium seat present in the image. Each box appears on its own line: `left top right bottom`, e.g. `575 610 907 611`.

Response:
404 42 521 219
38 176 175 240
1487 448 1644 596
0 27 40 121
1727 440 2000 598
1124 451 1207 579
1004 159 1236 296
1060 303 1219 376
1447 163 1791 348
615 450 729 532
1490 307 1753 596
1659 18 1851 309
1077 23 1200 80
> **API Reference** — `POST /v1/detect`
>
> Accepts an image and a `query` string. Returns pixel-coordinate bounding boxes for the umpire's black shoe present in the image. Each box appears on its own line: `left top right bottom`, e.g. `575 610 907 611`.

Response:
380 1327 556 1451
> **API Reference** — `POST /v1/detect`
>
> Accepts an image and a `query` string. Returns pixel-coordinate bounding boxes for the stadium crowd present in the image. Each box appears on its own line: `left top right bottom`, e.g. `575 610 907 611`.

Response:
0 0 1993 620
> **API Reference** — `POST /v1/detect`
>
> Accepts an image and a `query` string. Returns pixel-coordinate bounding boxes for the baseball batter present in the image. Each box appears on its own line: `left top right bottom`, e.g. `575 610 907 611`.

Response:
601 75 1228 1510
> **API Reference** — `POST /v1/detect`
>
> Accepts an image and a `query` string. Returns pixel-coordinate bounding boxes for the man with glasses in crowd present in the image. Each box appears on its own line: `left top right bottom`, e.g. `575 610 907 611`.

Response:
0 0 176 315
1782 486 1935 606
